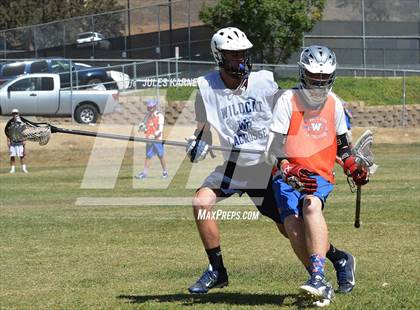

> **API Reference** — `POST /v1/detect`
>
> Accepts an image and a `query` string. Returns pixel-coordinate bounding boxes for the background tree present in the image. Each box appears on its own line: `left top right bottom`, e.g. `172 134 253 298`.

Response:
199 0 326 63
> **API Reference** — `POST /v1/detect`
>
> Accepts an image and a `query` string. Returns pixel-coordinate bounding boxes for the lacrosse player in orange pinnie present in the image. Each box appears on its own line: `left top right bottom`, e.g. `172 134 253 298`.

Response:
265 46 369 306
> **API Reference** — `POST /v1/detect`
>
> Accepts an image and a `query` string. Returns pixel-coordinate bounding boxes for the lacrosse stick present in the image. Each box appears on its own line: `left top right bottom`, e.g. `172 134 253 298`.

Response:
5 118 263 155
350 130 379 228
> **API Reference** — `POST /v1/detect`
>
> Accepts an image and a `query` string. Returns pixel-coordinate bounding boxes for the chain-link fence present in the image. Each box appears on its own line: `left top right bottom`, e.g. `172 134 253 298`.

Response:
0 57 418 127
0 0 419 68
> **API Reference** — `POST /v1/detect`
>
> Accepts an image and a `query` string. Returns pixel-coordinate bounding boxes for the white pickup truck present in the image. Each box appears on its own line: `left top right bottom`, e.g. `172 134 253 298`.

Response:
0 73 121 123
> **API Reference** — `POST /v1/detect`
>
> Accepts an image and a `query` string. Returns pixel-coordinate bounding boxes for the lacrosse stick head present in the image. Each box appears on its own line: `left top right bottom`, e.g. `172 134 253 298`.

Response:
6 120 51 146
353 130 378 175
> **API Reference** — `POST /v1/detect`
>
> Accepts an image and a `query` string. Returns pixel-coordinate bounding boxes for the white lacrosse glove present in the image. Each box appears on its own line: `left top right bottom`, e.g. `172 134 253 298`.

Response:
138 122 147 133
186 135 209 163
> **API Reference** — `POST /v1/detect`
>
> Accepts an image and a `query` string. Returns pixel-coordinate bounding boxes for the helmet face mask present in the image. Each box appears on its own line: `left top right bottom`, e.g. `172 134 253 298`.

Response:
220 49 252 78
298 45 337 109
211 27 253 79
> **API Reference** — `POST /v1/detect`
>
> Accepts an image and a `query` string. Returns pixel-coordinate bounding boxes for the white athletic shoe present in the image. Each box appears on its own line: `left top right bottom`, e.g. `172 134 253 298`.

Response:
300 274 335 306
134 172 147 179
9 169 15 174
22 168 28 173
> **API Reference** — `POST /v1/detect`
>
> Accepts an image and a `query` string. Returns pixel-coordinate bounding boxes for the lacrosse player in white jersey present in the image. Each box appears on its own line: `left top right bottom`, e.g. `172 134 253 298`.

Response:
186 28 356 296
5 109 28 173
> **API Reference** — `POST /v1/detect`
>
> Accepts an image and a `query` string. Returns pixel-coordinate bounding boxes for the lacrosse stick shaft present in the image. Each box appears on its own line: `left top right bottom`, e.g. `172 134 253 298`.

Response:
354 185 362 228
50 126 262 154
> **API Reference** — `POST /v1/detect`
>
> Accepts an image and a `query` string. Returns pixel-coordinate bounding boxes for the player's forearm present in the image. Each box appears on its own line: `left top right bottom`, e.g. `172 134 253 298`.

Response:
154 125 163 138
196 122 209 131
193 122 212 145
265 131 287 168
155 116 164 137
336 133 352 162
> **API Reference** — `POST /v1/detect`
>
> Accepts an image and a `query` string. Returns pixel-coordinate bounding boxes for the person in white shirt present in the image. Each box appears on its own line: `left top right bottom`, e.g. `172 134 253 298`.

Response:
5 109 28 173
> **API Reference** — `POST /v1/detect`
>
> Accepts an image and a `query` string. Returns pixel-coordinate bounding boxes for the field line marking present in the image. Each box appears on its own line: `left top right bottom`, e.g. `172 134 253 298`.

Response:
76 196 262 206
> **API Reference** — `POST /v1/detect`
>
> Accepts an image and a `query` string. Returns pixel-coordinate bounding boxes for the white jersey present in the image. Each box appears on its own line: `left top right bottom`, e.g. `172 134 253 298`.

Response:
270 89 348 136
197 70 278 166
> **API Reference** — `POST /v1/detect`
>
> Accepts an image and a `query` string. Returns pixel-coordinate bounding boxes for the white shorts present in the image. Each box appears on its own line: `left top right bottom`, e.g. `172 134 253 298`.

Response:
9 145 24 157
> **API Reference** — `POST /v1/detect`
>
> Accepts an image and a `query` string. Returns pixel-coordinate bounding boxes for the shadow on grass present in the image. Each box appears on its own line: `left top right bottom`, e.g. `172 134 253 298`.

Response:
118 292 314 307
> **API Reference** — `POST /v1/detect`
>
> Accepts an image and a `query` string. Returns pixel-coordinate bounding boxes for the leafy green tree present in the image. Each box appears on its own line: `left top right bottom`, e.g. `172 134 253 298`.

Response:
199 0 326 63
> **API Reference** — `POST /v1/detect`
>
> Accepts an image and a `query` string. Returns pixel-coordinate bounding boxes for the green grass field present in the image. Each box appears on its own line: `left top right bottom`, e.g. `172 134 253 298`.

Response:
165 77 420 106
0 141 419 309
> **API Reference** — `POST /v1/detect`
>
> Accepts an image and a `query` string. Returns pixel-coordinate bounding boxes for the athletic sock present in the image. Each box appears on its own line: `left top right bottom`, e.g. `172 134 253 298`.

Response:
326 243 348 263
310 253 326 277
206 246 224 271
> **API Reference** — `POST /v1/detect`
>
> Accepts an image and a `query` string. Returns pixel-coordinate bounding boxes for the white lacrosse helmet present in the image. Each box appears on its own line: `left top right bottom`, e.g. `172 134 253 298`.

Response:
298 45 337 109
211 27 253 78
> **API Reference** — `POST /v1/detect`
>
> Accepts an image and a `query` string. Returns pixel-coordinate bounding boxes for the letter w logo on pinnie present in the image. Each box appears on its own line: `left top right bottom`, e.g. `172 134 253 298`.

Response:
311 123 322 131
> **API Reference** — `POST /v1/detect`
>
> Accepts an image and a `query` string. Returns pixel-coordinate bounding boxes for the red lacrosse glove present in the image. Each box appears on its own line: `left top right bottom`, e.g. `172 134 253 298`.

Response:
343 155 369 186
280 162 318 194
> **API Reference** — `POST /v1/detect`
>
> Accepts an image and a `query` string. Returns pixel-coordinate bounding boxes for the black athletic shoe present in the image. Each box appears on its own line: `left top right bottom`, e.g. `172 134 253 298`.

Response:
333 251 356 294
188 264 228 294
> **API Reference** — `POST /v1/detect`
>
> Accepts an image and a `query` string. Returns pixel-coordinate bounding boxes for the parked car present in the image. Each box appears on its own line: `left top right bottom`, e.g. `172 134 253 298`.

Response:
76 32 111 50
0 58 117 90
73 62 132 90
0 73 121 124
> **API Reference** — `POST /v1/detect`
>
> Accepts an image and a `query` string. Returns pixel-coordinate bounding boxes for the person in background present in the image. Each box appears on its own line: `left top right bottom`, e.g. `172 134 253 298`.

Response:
135 99 168 179
5 109 28 174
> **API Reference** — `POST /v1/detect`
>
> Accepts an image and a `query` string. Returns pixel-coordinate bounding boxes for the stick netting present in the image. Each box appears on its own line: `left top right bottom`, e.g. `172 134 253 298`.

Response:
7 121 51 146
353 130 378 174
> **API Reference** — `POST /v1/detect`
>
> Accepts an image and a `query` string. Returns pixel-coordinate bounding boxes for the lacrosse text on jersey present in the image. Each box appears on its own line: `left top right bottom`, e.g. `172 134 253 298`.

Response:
198 70 278 166
285 94 337 183
227 127 268 147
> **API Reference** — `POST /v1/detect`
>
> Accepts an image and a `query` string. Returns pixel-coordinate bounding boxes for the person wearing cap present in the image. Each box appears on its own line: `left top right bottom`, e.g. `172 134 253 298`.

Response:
135 99 168 179
5 109 28 173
